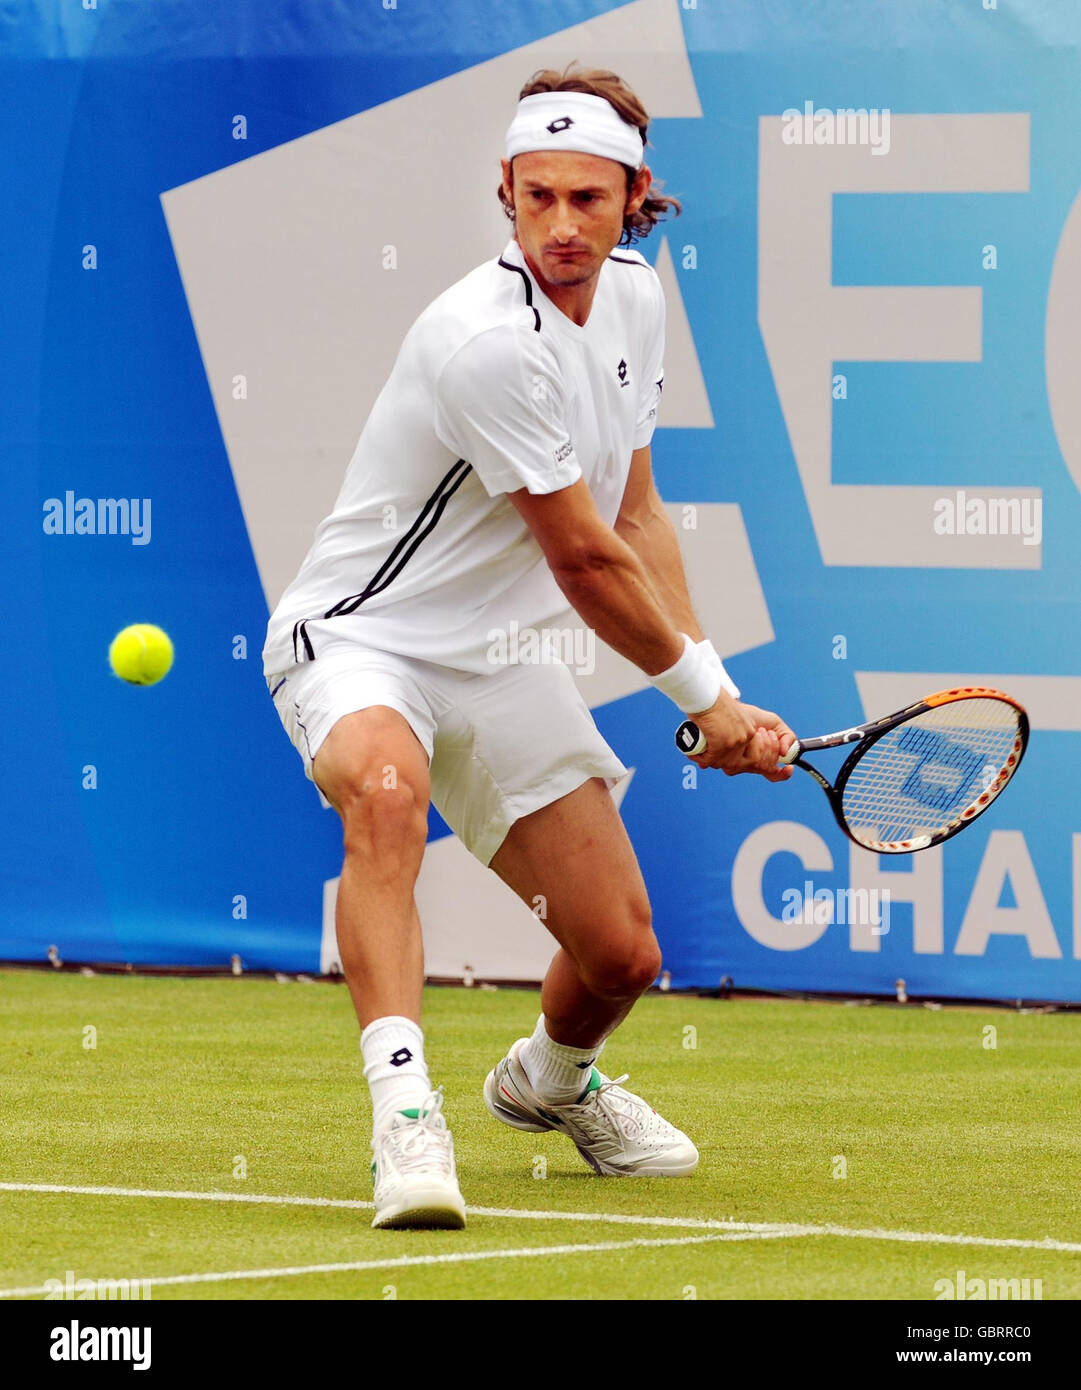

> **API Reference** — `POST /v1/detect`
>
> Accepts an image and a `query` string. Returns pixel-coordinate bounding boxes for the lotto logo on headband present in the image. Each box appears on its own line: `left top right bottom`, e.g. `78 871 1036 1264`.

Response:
506 92 644 169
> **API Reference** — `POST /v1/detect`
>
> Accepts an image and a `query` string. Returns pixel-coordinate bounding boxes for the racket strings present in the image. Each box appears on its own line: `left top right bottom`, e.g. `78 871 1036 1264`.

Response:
841 699 1023 851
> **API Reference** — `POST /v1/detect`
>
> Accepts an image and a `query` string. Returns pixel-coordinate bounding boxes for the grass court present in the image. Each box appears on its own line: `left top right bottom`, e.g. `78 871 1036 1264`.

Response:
2 969 1079 1301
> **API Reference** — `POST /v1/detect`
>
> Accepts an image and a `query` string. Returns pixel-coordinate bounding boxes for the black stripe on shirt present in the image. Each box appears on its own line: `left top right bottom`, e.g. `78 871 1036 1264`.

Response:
325 458 472 616
292 457 473 663
292 620 315 663
498 256 541 331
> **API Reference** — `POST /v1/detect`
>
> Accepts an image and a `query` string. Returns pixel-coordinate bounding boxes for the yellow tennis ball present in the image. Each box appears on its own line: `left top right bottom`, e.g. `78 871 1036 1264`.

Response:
109 624 174 686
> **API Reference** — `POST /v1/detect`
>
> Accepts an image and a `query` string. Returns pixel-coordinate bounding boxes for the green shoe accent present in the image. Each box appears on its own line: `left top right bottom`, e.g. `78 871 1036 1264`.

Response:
575 1068 603 1103
398 1108 421 1120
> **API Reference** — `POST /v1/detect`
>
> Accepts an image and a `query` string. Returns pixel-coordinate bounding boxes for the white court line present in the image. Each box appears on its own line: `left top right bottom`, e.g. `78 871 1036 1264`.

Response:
2 1181 1080 1254
0 1182 373 1210
0 1231 792 1299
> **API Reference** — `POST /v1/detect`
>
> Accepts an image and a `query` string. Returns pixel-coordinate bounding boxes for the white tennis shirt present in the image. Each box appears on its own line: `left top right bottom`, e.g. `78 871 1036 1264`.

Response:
262 236 665 676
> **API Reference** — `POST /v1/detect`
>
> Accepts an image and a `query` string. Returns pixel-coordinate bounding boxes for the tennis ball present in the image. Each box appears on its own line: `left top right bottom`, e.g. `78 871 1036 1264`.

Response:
109 623 174 686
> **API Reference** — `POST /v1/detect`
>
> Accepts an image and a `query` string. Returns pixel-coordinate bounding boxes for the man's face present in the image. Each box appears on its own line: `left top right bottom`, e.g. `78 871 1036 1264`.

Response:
501 150 649 290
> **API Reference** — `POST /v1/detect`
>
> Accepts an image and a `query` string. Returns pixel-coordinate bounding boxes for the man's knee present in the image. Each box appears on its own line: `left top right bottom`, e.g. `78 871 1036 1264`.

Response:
578 901 662 999
337 772 428 867
313 709 429 859
314 715 430 872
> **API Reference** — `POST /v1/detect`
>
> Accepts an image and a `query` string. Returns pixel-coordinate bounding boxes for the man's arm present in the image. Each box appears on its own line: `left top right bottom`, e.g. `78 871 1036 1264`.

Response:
612 445 796 782
505 477 786 777
507 476 684 676
613 445 703 639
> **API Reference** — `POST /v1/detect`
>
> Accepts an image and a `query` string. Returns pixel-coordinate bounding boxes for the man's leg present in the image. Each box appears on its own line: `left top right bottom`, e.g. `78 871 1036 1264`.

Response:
484 776 697 1175
313 704 431 1030
313 704 466 1227
489 775 661 1049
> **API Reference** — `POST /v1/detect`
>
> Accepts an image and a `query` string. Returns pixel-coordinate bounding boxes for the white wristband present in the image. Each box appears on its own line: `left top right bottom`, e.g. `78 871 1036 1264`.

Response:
650 634 730 714
696 638 741 700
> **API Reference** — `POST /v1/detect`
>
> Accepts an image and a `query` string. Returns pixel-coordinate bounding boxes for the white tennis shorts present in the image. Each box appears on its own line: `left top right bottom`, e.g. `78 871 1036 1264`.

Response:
267 644 627 866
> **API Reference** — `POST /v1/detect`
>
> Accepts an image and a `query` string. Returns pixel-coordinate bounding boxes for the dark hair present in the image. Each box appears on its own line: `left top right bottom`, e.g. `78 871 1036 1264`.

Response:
498 64 681 246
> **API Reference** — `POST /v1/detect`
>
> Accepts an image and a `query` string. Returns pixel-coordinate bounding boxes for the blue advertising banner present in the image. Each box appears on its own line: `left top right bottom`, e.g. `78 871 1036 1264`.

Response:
2 0 1078 999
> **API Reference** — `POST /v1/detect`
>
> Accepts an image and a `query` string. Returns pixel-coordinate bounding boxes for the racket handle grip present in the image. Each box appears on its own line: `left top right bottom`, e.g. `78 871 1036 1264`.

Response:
675 720 707 756
677 721 804 765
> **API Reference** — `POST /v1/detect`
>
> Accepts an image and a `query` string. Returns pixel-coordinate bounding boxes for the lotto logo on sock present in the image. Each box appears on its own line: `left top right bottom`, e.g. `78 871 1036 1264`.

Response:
389 1047 414 1067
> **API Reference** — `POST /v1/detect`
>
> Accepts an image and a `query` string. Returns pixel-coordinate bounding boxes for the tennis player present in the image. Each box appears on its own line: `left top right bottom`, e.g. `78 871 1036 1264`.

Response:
263 66 794 1229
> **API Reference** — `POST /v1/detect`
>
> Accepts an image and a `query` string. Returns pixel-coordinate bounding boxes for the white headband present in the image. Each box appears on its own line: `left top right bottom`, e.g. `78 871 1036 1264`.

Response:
505 91 644 170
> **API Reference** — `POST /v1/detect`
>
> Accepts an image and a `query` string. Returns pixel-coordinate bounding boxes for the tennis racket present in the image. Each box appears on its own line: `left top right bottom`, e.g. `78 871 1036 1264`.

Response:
675 686 1028 854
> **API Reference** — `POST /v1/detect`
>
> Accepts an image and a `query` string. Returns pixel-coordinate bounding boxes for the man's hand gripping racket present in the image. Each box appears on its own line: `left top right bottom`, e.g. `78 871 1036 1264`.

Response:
676 686 1028 854
682 699 797 781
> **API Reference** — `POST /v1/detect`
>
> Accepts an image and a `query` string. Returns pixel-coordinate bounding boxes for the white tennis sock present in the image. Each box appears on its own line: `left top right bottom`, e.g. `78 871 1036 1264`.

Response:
360 1016 432 1136
519 1014 605 1105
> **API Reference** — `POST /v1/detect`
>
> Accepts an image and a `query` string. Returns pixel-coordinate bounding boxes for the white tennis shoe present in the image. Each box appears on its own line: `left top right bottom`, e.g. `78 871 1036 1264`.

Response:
370 1089 467 1229
484 1038 699 1177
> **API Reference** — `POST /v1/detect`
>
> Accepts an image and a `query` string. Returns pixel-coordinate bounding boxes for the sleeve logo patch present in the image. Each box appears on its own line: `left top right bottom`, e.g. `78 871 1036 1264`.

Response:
554 440 574 464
